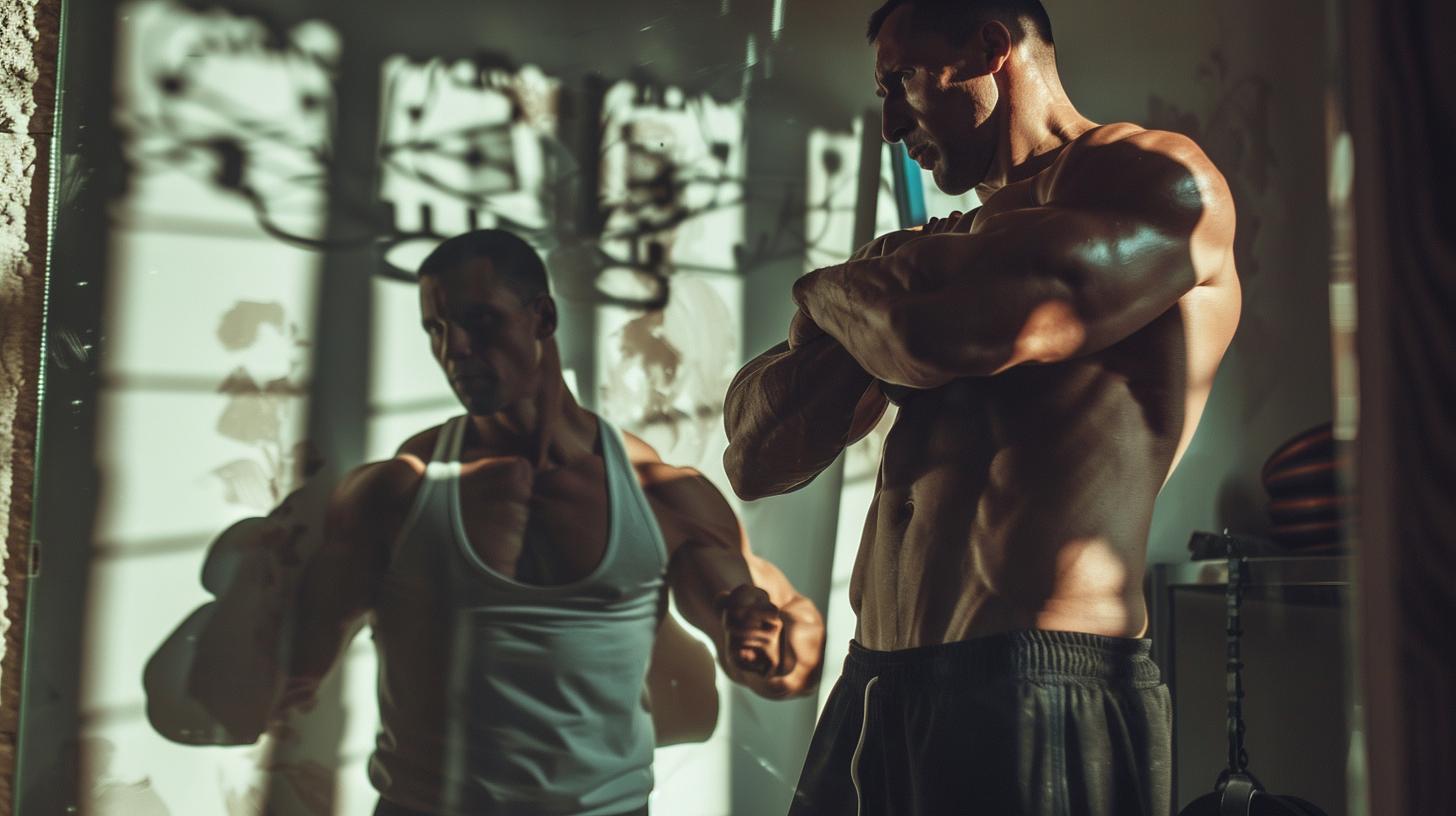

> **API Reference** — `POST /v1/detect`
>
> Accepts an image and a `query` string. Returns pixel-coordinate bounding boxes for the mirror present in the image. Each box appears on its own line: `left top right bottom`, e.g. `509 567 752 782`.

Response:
14 0 1361 814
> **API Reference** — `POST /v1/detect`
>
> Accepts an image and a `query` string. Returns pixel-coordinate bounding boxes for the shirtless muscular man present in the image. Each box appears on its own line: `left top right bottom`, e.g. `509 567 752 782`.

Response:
724 1 1240 813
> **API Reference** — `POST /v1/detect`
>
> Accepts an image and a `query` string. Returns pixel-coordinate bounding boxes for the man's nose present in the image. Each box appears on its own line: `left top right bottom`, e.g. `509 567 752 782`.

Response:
881 98 913 144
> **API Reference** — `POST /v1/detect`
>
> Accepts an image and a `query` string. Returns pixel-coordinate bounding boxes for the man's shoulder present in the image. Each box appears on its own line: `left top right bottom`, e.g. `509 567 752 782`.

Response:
620 430 696 489
330 455 427 529
396 422 448 460
618 430 737 534
1028 123 1237 260
1043 123 1227 210
1064 122 1208 163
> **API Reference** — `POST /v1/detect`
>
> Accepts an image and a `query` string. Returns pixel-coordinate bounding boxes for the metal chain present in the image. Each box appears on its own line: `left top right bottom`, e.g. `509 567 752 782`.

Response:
1225 534 1250 773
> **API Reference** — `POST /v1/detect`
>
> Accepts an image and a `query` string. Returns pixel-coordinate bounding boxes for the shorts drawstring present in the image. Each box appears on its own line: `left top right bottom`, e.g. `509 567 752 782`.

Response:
849 675 880 816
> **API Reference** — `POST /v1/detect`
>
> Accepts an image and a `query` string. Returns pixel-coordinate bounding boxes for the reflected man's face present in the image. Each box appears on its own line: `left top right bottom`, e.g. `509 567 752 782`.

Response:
418 259 550 417
874 5 1000 195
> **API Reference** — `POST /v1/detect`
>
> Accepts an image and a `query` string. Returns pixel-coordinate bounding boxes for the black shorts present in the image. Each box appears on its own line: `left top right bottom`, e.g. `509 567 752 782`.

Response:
788 630 1172 816
373 798 649 816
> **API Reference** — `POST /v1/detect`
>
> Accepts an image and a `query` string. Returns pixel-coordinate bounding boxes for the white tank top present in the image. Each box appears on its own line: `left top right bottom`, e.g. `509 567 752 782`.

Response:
367 414 668 814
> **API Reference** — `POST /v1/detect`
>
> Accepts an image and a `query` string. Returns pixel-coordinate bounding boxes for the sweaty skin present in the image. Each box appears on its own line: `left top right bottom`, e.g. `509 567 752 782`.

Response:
724 13 1240 651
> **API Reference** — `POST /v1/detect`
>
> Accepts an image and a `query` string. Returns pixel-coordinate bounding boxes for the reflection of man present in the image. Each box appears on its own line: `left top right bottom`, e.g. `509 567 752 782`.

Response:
725 1 1240 814
284 229 824 816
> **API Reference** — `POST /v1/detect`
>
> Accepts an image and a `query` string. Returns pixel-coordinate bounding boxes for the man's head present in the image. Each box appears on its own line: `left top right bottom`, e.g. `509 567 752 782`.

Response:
868 0 1056 194
417 229 557 417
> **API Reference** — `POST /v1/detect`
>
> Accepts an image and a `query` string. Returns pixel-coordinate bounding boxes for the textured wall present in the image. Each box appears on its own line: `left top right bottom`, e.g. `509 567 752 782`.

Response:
0 0 57 807
1045 0 1335 562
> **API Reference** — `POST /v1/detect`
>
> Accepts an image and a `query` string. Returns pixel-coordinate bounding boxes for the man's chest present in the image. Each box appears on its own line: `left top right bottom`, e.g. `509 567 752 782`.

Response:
449 455 677 586
881 335 1185 488
454 457 615 585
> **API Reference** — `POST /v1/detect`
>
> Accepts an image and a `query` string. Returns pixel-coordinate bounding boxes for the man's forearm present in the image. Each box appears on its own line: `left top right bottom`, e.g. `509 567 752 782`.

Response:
723 336 878 500
277 556 368 712
719 227 927 500
284 615 346 691
796 204 1201 386
668 541 755 646
795 233 1040 387
792 251 945 387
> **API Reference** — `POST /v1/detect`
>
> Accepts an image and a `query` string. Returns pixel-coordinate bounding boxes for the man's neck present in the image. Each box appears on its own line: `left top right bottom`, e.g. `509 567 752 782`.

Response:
976 81 1096 199
466 373 596 469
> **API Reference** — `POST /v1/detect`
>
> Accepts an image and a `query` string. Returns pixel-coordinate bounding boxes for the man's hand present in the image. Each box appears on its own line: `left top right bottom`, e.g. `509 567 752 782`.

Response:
859 227 928 258
716 585 783 674
713 584 818 698
922 210 970 235
787 222 950 346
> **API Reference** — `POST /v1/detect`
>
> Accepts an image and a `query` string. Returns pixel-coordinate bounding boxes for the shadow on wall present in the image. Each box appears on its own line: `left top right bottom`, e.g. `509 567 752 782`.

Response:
140 474 336 808
601 276 739 468
1146 49 1276 281
1139 37 1337 548
1146 50 1284 437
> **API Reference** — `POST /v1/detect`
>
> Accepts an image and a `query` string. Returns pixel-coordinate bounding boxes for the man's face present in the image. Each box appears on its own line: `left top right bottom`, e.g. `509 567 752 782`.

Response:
874 5 1000 195
419 258 551 417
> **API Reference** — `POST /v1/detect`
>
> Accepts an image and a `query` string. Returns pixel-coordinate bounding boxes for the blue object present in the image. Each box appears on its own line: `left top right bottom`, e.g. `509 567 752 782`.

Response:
890 143 928 228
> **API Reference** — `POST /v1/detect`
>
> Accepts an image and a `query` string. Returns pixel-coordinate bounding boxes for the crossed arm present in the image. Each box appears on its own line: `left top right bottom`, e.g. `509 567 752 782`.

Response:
793 207 1211 388
720 233 920 500
726 129 1236 497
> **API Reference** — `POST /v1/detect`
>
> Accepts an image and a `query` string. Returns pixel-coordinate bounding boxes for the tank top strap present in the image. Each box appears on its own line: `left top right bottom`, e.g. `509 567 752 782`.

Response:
385 416 465 570
596 417 670 576
437 415 467 464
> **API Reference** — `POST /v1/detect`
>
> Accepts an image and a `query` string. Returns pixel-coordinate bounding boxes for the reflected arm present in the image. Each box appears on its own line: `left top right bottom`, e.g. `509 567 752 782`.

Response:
640 460 825 699
277 460 413 713
743 548 824 697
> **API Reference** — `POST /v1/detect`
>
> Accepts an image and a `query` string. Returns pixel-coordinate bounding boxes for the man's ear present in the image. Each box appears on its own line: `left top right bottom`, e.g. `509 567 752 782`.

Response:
977 20 1014 74
534 294 558 339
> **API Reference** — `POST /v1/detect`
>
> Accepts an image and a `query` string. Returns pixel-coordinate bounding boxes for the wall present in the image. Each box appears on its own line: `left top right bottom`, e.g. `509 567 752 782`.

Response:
1045 0 1336 561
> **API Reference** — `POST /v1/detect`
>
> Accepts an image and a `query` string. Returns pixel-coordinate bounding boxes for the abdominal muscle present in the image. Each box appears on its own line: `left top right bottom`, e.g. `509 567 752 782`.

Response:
850 501 1154 651
847 364 1178 651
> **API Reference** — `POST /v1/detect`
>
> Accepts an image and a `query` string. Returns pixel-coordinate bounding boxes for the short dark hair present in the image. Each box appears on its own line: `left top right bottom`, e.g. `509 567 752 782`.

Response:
417 228 550 304
867 0 1054 48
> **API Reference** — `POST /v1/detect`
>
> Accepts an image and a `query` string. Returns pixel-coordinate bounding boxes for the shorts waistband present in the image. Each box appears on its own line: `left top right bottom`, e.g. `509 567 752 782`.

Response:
841 629 1161 688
